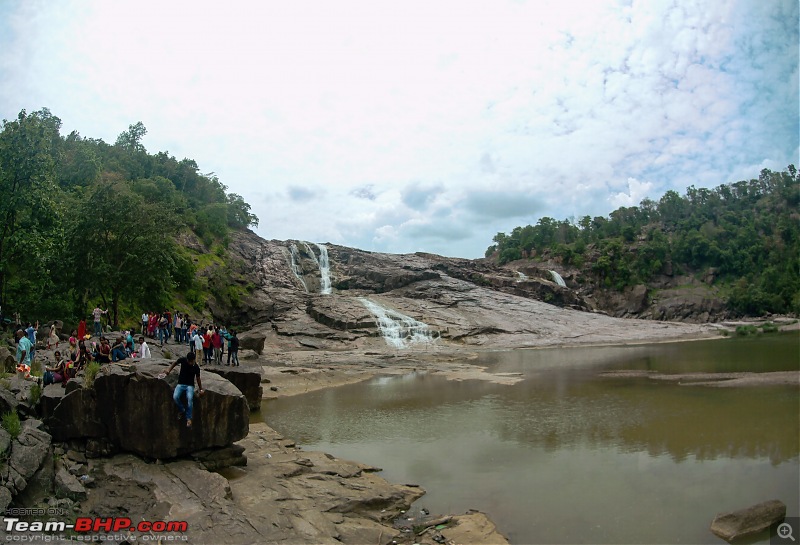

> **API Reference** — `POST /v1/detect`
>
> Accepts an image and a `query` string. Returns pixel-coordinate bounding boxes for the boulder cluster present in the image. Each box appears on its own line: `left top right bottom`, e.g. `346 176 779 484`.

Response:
0 359 260 513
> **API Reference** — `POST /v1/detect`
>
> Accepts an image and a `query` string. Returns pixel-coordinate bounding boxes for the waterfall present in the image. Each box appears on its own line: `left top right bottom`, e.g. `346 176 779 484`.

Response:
516 271 528 282
358 297 438 349
301 242 333 295
288 243 308 292
549 270 567 288
316 243 332 294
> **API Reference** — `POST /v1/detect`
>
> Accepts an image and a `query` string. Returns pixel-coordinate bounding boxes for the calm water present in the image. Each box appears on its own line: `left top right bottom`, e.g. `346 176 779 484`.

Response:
263 334 800 544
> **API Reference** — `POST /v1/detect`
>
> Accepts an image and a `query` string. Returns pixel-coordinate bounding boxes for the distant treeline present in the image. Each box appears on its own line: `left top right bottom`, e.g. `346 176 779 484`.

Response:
486 167 800 315
0 108 259 326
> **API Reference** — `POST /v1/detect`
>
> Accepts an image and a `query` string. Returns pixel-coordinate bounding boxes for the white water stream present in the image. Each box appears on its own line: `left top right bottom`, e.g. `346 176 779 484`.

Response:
549 270 567 287
288 243 308 292
301 242 333 295
358 298 438 349
316 244 332 295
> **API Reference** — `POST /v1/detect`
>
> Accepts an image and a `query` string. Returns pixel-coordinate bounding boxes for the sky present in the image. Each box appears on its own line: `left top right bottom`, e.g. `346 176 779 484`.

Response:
1 0 797 258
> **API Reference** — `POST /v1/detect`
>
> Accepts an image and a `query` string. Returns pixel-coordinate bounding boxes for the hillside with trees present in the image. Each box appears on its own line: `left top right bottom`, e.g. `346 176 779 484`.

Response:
0 108 258 328
485 167 800 317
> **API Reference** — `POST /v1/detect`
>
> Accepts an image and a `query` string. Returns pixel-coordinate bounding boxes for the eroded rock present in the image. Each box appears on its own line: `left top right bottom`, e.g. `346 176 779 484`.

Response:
43 360 249 459
710 499 786 542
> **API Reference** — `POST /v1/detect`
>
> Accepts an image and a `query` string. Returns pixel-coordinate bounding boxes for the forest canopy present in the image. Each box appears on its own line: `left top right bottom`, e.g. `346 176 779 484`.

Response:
0 108 259 325
485 166 800 316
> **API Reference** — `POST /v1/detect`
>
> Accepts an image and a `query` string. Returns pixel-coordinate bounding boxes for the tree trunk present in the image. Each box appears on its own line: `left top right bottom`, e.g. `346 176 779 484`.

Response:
112 294 119 329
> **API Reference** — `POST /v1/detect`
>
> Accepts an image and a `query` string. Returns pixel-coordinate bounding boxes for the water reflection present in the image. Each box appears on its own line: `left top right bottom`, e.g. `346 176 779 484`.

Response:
264 335 799 544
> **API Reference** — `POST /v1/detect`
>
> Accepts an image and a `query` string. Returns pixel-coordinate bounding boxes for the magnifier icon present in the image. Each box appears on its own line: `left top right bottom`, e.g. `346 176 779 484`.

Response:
778 522 795 542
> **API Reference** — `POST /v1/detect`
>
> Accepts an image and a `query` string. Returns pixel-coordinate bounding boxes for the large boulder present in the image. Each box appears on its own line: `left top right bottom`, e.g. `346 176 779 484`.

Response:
1 419 52 499
710 499 786 542
238 329 267 354
0 346 15 373
203 366 263 410
42 360 249 459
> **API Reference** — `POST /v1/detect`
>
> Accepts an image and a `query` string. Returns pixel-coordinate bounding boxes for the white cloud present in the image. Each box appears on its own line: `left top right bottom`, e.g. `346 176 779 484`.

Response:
609 178 655 209
0 0 797 258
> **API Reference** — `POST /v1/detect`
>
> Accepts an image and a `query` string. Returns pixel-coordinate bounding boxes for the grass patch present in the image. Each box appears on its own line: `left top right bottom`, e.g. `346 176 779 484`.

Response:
83 362 101 388
29 383 41 405
162 349 172 359
1 411 21 439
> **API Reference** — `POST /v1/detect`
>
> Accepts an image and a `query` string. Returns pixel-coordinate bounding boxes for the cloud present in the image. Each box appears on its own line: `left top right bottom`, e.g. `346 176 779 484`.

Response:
609 178 655 209
287 186 317 202
350 185 377 201
401 182 443 211
0 0 796 259
463 190 543 222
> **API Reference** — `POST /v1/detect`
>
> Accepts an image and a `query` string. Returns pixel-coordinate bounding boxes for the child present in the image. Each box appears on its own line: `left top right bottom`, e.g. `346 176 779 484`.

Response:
139 336 151 358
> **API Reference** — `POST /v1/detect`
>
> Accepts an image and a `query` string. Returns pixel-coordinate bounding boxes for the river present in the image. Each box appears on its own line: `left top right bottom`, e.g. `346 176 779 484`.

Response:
263 334 799 544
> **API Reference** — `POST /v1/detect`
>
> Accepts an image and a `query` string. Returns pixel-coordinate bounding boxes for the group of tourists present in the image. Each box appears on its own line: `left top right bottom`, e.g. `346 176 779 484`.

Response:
139 309 241 366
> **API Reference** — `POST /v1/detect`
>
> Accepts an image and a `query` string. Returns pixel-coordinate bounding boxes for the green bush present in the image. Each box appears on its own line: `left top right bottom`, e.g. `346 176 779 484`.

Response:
29 383 41 405
2 411 21 439
84 362 101 388
735 324 759 336
760 322 779 333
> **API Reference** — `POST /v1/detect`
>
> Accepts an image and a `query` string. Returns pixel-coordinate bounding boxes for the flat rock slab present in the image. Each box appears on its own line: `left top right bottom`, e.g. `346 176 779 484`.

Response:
710 499 786 541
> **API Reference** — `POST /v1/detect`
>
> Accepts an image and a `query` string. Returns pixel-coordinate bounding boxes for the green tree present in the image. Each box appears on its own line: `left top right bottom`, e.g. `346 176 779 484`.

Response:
0 108 64 312
67 181 180 326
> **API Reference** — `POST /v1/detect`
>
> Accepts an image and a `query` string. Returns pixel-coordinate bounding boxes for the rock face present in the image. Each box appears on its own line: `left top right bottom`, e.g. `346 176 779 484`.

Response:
203 366 263 410
710 499 786 542
41 360 249 459
223 231 713 351
0 419 52 512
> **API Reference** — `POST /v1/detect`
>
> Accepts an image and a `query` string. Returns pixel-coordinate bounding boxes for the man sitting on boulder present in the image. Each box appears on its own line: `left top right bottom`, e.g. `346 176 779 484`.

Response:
165 352 205 428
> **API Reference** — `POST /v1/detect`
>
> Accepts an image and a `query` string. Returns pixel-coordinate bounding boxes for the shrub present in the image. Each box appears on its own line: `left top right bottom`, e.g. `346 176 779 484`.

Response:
735 325 759 336
83 362 101 388
2 411 21 439
29 383 41 405
760 322 779 333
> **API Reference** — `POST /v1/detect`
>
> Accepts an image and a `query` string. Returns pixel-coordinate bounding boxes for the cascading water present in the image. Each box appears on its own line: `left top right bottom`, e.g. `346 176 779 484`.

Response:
358 297 438 349
301 242 333 295
316 243 332 295
517 271 528 281
288 243 308 292
549 270 567 288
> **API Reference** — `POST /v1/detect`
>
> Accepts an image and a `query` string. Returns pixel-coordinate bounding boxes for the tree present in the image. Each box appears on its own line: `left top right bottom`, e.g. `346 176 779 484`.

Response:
0 108 64 312
67 181 180 326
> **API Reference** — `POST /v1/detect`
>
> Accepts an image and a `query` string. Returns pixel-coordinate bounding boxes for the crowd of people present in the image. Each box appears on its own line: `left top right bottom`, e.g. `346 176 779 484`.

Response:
12 308 241 389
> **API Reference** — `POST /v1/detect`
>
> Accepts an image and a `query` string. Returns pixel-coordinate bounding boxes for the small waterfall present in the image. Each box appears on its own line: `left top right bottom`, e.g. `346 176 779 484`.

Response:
516 271 528 282
316 243 332 294
288 243 308 292
549 270 567 288
358 297 438 349
301 242 333 295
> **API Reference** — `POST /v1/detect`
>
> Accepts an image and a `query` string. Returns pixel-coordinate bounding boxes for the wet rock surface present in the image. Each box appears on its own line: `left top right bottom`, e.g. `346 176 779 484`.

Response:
710 499 787 542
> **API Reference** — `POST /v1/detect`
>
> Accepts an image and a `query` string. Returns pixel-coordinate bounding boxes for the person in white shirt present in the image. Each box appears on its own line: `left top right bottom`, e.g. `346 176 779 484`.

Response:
193 331 203 361
139 336 151 358
141 312 148 336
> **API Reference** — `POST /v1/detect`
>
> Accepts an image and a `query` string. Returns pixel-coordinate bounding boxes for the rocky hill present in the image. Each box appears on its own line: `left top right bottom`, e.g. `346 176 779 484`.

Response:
215 230 714 353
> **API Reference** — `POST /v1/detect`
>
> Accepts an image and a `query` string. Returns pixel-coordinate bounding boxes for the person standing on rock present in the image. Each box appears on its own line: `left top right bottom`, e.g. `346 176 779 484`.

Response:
25 321 38 363
92 306 107 338
165 352 204 428
15 329 32 370
48 322 59 349
141 311 148 336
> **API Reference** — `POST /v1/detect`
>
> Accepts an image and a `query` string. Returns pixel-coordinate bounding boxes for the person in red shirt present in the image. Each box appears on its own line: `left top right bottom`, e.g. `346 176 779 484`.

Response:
211 327 224 365
202 327 212 364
